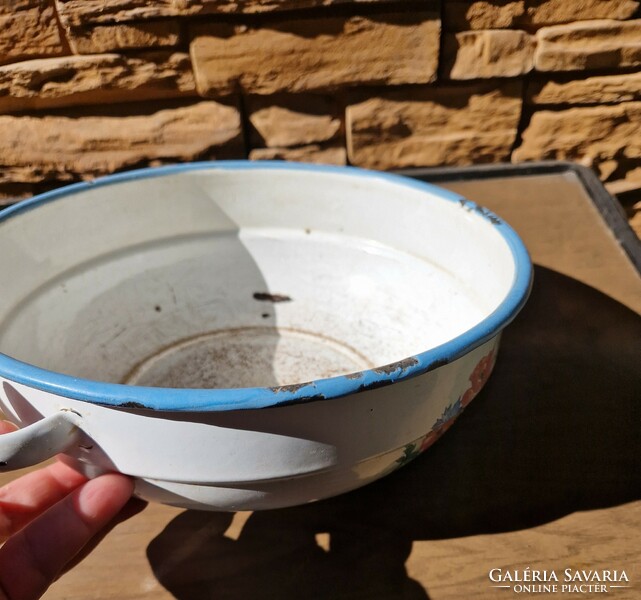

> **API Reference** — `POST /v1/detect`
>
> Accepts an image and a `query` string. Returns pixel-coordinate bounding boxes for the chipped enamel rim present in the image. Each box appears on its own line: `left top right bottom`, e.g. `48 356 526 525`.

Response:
0 161 532 411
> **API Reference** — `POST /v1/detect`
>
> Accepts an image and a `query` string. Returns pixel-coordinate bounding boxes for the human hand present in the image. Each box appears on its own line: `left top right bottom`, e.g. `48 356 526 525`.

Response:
0 421 139 599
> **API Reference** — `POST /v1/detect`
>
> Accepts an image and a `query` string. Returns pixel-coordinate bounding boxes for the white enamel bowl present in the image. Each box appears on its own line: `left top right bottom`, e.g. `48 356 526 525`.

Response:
0 162 531 511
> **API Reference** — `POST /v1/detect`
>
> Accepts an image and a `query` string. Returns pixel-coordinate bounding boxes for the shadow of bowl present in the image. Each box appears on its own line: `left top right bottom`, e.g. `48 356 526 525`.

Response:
147 266 641 599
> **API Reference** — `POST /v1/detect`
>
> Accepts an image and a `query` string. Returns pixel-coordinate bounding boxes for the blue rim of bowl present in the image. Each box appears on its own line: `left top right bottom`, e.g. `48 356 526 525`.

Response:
0 161 533 411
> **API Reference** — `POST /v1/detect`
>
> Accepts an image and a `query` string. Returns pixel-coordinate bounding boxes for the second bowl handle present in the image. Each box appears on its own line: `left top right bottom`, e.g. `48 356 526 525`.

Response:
0 410 82 471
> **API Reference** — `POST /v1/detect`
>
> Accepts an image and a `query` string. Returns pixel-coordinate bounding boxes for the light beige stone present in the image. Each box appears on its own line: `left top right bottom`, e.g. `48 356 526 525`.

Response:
444 0 639 30
346 81 523 170
596 159 619 181
250 144 347 165
0 1 65 65
247 95 342 148
606 175 641 196
0 100 243 183
444 1 525 30
66 21 181 54
524 0 640 26
55 0 180 25
630 209 641 240
535 19 641 72
55 0 407 25
0 52 196 114
0 1 43 10
512 104 641 177
442 30 534 79
604 167 641 195
190 12 440 96
528 72 641 105
622 193 641 241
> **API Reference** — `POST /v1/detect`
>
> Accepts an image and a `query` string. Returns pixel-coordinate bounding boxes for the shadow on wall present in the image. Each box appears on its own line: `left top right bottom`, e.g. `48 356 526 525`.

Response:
146 265 641 599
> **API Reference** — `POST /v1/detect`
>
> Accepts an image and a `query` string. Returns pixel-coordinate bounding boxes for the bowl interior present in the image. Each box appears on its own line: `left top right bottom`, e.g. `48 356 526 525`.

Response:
0 166 516 389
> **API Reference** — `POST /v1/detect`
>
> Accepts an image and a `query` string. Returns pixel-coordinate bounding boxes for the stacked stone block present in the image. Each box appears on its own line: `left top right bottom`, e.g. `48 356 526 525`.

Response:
0 0 640 234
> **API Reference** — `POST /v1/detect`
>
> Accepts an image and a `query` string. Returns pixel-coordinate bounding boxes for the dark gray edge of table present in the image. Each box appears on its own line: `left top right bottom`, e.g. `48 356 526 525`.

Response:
397 161 641 276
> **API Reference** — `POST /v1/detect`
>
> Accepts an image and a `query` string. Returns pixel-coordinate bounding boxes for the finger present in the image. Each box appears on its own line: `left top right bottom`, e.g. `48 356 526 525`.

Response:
0 473 133 600
0 421 17 435
0 461 88 539
62 497 147 575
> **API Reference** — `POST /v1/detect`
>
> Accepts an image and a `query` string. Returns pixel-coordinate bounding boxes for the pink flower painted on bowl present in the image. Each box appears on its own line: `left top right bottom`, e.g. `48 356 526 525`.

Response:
394 349 497 468
418 430 439 454
461 349 496 408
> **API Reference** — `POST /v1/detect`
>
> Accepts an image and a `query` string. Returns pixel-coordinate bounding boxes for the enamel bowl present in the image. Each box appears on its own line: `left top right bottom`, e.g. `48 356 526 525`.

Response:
0 162 531 511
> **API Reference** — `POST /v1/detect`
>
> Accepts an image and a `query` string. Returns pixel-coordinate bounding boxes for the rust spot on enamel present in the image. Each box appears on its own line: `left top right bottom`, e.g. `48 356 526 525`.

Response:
373 357 419 375
253 292 292 303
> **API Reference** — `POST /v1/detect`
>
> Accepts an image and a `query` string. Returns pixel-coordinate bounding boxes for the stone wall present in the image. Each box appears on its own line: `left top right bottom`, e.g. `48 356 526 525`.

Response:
1 1 641 234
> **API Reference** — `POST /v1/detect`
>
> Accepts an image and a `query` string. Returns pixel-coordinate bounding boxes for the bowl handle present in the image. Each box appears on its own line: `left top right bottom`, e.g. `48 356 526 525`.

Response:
0 410 81 471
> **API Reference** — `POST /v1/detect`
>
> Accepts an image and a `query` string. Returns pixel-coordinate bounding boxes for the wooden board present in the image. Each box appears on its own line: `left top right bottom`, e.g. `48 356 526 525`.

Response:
2 163 640 599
